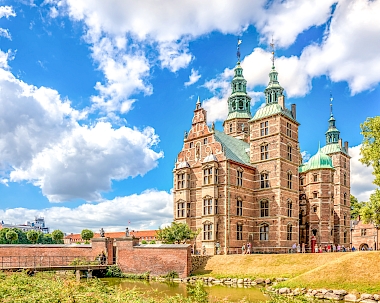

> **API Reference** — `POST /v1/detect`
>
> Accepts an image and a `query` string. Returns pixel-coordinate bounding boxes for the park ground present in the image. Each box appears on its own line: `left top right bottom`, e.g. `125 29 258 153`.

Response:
193 251 380 294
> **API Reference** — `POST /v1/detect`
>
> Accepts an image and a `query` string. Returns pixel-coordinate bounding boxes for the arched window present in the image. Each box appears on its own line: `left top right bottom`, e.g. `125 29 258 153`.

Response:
287 200 292 217
343 230 347 243
260 172 269 188
343 193 347 205
260 224 269 241
344 213 347 226
287 224 292 240
287 172 292 189
203 223 213 240
260 200 269 217
343 173 347 186
261 144 269 160
229 123 233 133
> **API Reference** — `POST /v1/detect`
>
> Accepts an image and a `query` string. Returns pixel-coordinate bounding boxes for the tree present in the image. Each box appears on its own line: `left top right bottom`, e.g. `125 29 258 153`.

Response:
360 189 380 250
6 230 18 244
81 229 94 243
351 195 366 220
156 222 199 244
27 230 40 244
52 230 64 244
360 116 380 186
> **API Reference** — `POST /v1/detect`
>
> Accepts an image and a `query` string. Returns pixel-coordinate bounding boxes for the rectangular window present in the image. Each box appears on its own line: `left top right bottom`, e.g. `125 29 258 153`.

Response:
203 168 212 185
177 202 185 218
189 142 193 148
287 145 292 161
261 144 269 160
187 203 191 217
287 173 292 189
287 202 292 217
214 168 218 184
237 224 243 240
260 173 269 188
313 192 318 198
313 174 318 182
177 173 185 189
260 200 269 217
237 170 243 186
204 138 208 144
237 200 243 216
286 122 292 137
203 198 213 215
260 224 269 241
214 199 218 215
300 177 304 186
260 121 268 136
361 229 367 236
203 224 212 240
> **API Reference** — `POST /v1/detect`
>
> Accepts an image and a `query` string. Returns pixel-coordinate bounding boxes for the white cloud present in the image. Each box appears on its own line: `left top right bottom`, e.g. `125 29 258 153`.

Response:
184 69 201 87
0 28 11 40
0 6 16 19
349 145 376 202
0 190 173 233
0 61 163 202
255 0 335 47
158 41 193 72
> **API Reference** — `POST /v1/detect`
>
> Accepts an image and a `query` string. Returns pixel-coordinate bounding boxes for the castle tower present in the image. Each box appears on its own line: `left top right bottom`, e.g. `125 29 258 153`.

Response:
320 97 351 247
223 41 252 142
249 46 301 252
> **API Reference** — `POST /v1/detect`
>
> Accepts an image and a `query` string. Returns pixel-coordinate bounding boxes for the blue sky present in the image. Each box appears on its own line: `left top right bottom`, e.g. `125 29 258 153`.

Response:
0 0 379 233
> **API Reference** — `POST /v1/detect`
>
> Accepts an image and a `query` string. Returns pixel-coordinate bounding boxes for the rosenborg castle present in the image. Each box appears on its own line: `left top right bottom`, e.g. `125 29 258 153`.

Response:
173 53 351 255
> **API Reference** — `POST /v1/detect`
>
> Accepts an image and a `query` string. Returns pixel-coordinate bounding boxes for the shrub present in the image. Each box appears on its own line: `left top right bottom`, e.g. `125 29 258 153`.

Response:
141 240 147 244
149 240 156 244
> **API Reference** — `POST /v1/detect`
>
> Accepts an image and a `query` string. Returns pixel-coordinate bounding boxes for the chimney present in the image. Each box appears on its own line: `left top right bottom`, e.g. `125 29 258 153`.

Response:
278 96 285 109
291 104 296 119
339 139 342 148
344 141 349 153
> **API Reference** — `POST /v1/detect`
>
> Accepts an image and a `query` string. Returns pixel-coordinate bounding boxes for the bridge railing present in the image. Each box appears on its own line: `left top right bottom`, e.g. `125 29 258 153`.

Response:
0 255 104 269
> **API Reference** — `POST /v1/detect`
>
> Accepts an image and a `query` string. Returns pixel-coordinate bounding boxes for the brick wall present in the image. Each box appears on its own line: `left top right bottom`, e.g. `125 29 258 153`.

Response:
115 237 191 278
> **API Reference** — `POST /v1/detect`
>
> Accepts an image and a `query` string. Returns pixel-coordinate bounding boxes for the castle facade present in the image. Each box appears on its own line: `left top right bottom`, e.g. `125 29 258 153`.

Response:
173 57 350 255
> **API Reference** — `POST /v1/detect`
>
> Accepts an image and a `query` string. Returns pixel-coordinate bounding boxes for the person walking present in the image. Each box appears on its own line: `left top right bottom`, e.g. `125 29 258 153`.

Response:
241 243 246 254
292 243 297 253
301 242 306 253
246 242 251 254
296 243 301 253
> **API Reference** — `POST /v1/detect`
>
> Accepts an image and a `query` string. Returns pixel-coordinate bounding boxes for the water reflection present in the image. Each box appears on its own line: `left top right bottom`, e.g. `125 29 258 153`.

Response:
102 278 268 302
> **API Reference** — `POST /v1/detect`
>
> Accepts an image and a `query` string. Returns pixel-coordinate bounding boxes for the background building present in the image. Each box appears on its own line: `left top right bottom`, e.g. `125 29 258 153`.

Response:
173 52 351 255
0 217 49 234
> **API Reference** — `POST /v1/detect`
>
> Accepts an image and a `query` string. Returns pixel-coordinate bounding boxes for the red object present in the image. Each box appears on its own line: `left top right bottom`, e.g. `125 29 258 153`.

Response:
311 236 316 253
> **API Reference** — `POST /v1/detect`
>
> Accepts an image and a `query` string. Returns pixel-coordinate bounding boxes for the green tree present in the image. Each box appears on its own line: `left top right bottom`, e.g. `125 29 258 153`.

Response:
156 222 199 244
6 230 18 244
27 230 40 244
360 189 380 250
52 230 64 243
351 195 366 220
360 116 380 186
81 229 94 243
0 228 10 244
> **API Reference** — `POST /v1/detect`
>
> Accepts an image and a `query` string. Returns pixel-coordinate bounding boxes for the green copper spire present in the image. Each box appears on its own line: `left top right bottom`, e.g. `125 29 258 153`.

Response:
264 40 284 105
225 40 252 121
325 94 340 145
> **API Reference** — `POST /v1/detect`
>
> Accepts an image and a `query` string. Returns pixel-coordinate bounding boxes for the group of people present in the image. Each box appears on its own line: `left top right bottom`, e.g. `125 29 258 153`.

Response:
313 244 347 253
241 242 252 254
291 243 306 253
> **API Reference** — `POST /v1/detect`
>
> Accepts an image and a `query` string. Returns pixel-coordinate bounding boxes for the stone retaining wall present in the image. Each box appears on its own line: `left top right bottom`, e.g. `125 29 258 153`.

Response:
190 255 211 273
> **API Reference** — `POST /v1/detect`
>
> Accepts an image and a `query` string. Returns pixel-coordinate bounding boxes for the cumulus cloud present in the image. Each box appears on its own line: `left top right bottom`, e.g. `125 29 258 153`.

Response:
185 69 201 87
0 6 16 19
0 190 173 233
349 145 376 202
158 41 193 72
0 58 163 202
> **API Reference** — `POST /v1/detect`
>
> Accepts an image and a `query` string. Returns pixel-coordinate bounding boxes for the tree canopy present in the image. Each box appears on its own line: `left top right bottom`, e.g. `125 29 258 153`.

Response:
5 230 18 243
27 230 40 244
81 229 94 241
351 195 366 220
52 230 64 243
360 189 380 228
360 116 380 186
156 222 199 244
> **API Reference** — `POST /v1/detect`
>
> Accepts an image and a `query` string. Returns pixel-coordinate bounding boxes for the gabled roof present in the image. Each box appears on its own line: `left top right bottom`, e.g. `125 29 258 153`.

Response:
214 130 251 166
250 103 298 124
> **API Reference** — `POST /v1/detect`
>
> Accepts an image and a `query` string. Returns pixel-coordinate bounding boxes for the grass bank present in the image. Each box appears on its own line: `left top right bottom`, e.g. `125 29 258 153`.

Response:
193 251 380 294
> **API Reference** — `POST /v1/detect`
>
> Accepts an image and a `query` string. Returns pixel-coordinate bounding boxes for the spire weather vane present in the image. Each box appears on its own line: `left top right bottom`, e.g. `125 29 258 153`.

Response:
237 38 242 62
330 92 333 116
270 36 275 67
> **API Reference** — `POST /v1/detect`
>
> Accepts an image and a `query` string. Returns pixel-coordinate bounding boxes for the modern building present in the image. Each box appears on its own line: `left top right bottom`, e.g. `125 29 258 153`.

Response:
173 49 351 255
0 217 50 234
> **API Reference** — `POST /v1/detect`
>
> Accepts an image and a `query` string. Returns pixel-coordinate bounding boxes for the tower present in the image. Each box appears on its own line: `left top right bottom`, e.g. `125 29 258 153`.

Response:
249 44 301 251
223 41 252 142
321 96 351 246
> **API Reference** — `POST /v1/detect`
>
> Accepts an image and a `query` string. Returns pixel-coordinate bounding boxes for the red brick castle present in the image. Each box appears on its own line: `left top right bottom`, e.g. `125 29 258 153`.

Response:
173 52 350 255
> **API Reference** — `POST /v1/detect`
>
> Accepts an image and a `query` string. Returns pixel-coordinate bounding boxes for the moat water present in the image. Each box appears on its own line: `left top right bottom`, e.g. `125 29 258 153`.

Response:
102 278 269 302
